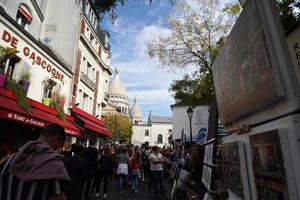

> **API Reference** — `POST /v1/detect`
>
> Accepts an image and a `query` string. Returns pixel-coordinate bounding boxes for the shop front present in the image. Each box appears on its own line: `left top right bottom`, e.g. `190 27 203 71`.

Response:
0 87 84 153
71 106 111 149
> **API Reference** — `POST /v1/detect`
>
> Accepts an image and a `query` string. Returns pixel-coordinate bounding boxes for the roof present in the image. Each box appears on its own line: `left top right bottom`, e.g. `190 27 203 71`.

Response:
149 115 172 124
170 100 209 109
108 67 128 97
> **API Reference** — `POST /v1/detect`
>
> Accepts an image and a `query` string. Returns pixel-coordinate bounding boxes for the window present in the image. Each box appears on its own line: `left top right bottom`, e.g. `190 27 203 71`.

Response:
145 130 149 136
86 62 91 77
157 134 163 144
16 4 32 30
83 93 89 111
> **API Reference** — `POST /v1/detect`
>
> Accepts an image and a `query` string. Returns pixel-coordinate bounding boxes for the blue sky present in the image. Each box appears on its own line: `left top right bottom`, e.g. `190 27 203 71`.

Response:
101 0 237 122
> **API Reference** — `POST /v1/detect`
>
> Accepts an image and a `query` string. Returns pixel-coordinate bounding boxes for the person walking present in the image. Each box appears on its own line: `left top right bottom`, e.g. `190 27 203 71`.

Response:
116 147 130 194
83 141 98 200
96 147 113 198
0 123 70 200
149 146 166 200
64 144 87 200
131 151 141 194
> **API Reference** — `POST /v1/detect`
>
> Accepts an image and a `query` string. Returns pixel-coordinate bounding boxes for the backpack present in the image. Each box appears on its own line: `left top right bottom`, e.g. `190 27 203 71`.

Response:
131 159 140 171
141 151 148 164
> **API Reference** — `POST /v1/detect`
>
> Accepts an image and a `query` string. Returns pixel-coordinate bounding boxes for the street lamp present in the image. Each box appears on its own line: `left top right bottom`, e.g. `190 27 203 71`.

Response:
113 106 121 147
186 107 194 144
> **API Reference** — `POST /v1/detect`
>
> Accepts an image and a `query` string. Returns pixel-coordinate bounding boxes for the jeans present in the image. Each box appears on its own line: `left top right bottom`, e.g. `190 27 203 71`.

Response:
131 173 139 192
118 174 127 191
151 171 166 200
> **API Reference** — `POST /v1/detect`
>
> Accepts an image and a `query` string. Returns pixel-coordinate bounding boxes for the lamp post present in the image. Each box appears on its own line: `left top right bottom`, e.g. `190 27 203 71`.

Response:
186 107 194 144
113 106 121 147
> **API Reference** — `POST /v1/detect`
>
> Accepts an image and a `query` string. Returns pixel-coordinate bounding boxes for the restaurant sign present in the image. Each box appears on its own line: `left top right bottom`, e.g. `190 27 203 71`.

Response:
3 110 45 127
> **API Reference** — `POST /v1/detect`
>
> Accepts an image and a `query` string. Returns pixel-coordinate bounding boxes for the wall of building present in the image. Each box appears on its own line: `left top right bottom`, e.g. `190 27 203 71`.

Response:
40 0 82 69
172 105 209 141
151 123 172 147
0 0 44 38
131 125 151 147
0 17 73 114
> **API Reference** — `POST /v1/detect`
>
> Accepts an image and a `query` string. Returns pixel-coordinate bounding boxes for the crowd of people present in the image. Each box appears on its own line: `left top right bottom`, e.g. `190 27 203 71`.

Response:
0 124 206 200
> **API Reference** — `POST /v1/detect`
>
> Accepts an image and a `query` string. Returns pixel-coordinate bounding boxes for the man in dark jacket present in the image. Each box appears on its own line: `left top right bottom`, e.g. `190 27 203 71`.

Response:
83 141 98 199
0 123 69 200
64 144 87 200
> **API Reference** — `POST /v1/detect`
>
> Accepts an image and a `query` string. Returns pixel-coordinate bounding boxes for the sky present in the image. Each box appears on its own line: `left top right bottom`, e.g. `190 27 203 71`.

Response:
101 0 237 122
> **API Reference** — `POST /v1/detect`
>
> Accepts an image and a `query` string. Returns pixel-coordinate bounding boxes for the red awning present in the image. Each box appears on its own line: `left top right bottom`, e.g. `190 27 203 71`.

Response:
71 106 111 137
0 88 83 137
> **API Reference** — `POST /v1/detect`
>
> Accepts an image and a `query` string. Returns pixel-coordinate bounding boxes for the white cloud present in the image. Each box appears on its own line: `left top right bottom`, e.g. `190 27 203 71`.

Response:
134 25 171 58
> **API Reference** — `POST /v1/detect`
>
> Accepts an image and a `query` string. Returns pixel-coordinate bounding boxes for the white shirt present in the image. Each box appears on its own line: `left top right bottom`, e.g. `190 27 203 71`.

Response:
149 152 163 171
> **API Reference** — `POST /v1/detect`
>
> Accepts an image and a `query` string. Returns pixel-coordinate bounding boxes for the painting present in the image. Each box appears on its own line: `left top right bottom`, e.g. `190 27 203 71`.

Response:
221 141 244 198
213 0 285 125
250 130 289 200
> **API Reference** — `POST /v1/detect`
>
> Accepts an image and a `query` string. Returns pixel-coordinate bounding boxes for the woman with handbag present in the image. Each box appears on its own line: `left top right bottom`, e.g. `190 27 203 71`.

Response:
116 147 130 194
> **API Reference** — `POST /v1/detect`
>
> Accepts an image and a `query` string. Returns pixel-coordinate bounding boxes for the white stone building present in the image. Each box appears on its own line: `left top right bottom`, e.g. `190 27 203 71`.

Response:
171 102 209 143
130 97 172 147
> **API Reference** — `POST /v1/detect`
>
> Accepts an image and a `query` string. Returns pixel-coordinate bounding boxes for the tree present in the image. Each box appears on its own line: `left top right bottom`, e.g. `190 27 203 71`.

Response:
103 113 133 143
275 0 300 32
147 1 240 104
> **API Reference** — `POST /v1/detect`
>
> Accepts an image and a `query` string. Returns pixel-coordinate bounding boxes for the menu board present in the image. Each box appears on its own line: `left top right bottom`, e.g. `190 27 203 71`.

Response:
213 0 285 125
250 130 288 200
222 142 244 199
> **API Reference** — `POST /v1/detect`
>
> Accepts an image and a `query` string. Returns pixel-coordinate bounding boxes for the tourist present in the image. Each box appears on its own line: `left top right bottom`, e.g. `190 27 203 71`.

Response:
131 150 141 193
96 147 114 198
149 146 166 200
83 141 98 200
116 147 130 194
0 123 70 200
64 144 87 200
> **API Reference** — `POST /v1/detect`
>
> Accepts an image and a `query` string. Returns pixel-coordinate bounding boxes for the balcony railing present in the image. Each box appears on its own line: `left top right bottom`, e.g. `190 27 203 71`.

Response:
81 72 95 89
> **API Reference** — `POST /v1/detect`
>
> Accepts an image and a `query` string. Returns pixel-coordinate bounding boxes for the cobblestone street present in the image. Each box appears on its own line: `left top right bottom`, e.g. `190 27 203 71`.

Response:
92 179 171 200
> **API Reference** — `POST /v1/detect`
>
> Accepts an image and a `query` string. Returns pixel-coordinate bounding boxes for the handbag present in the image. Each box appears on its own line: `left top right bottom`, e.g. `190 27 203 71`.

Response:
117 163 128 175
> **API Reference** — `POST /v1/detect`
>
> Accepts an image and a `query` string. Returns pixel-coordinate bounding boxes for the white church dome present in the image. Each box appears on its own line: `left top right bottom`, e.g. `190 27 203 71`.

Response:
130 96 142 119
108 67 127 96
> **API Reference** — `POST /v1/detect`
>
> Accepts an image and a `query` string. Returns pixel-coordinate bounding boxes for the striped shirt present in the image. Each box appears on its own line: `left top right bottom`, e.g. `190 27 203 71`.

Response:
0 155 65 200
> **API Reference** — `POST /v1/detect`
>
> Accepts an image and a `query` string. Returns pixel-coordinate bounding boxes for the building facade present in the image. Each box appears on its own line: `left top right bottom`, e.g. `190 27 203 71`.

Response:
0 0 111 151
130 97 172 147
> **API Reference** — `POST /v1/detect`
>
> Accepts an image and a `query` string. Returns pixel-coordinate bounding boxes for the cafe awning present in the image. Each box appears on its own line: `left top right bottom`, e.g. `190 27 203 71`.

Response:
71 106 111 137
0 87 83 137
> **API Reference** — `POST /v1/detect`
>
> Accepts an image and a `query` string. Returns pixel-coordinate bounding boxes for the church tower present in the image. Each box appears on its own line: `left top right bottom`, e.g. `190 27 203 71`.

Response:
107 67 129 116
130 96 143 124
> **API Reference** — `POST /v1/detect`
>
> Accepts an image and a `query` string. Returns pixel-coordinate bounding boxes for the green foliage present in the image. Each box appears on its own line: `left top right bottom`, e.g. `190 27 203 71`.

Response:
148 2 240 105
52 101 65 121
0 46 19 64
20 69 31 82
275 0 300 32
223 3 241 18
103 113 133 143
5 80 31 112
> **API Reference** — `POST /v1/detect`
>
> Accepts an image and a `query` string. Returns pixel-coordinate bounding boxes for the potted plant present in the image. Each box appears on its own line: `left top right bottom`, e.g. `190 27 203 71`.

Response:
42 79 55 106
4 80 31 112
52 91 65 121
0 46 19 86
18 69 31 95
